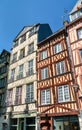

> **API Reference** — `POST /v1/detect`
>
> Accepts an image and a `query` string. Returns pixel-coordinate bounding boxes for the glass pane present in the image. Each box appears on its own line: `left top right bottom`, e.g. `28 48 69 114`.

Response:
26 126 35 130
26 117 35 124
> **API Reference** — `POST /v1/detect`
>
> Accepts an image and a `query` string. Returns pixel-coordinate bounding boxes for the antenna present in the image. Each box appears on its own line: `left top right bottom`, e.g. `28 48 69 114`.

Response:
61 8 69 22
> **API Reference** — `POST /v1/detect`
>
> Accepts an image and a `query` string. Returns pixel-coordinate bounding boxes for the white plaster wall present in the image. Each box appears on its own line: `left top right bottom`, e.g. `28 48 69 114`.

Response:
6 32 38 114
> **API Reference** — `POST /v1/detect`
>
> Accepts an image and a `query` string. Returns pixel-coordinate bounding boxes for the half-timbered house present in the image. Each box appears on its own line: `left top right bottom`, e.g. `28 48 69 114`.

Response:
37 28 80 130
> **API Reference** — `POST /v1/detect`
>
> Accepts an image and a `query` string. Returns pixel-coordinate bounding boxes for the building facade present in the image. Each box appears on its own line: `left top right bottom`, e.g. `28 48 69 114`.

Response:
5 24 52 130
0 49 10 130
68 0 82 129
37 28 80 130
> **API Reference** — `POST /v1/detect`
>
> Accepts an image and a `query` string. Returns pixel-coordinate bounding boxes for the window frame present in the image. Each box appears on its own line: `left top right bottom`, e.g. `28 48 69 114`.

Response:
7 89 13 106
56 60 65 75
10 68 15 78
80 49 82 61
41 67 48 80
41 89 50 105
15 86 22 105
53 43 62 54
26 83 34 103
58 85 70 103
77 28 82 40
27 59 34 76
28 42 34 54
40 49 47 60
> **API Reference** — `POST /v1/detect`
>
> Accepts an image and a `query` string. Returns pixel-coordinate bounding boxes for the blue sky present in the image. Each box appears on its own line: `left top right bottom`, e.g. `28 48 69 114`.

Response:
0 0 76 52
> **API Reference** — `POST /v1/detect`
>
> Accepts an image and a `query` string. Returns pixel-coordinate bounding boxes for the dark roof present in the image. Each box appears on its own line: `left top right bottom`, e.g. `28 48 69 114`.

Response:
13 23 40 41
38 16 82 47
0 49 10 56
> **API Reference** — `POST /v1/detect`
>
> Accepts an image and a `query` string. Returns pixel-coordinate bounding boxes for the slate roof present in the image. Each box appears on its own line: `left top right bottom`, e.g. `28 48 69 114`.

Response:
70 0 82 14
13 23 39 41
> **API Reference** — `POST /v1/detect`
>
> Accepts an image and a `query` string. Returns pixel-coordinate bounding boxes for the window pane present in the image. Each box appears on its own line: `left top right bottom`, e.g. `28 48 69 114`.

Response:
54 43 62 54
41 50 47 60
56 61 65 75
41 67 48 80
26 83 34 103
41 89 50 105
7 89 13 106
28 43 34 54
58 85 70 103
15 86 22 104
80 49 82 59
77 28 82 39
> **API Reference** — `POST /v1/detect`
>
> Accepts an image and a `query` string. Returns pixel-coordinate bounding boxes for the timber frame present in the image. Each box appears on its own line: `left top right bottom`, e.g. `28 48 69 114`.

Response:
36 28 79 129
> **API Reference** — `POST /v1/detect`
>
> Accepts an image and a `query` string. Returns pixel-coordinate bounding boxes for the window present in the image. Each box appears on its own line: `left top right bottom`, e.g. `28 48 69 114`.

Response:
77 28 82 39
20 34 26 43
26 83 34 103
12 52 17 63
27 59 33 76
17 64 23 79
28 42 34 54
54 43 62 54
0 56 7 64
11 68 15 78
0 66 7 74
19 48 25 59
13 40 19 48
41 67 48 80
10 119 18 130
26 117 36 130
58 85 70 103
9 68 15 82
7 89 13 106
41 89 50 105
56 60 65 75
80 49 82 60
41 50 47 60
71 11 81 21
29 27 36 37
0 78 5 88
15 86 22 104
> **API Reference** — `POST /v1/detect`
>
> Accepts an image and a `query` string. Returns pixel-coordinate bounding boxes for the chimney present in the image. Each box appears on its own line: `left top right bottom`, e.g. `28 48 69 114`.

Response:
63 20 69 27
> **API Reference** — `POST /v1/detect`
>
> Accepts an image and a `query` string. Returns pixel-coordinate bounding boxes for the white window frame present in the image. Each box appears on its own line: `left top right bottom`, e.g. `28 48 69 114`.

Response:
41 50 47 60
54 43 62 54
58 85 70 103
13 52 17 61
41 67 48 80
10 68 15 78
19 64 23 74
77 28 82 39
41 89 50 105
26 83 34 103
28 59 33 71
15 86 22 104
7 89 13 106
28 42 34 54
56 60 65 75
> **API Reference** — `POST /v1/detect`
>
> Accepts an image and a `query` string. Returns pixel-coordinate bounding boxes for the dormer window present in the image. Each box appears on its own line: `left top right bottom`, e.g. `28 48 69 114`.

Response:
29 27 36 37
20 34 26 44
71 11 81 21
13 40 19 48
